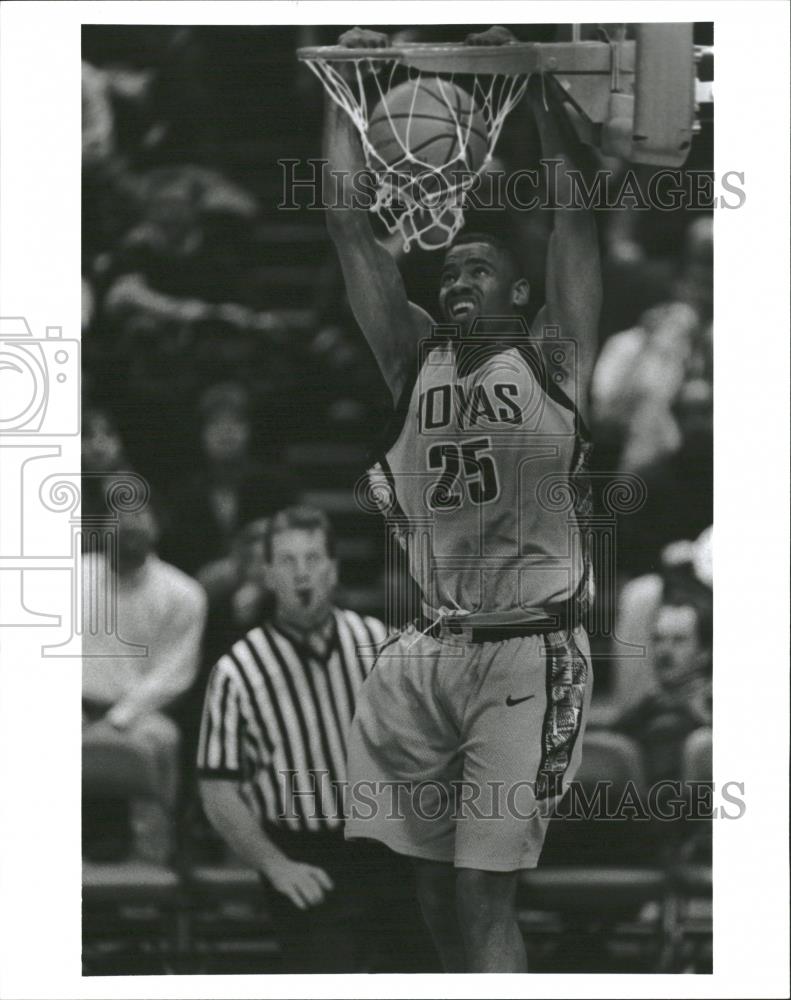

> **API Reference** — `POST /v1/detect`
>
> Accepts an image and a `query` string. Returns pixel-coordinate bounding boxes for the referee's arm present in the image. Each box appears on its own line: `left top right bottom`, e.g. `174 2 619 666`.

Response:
200 779 289 877
198 662 334 910
199 780 332 910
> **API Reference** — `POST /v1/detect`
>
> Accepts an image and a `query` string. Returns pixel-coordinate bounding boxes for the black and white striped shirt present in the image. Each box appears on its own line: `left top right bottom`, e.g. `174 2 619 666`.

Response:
197 608 386 833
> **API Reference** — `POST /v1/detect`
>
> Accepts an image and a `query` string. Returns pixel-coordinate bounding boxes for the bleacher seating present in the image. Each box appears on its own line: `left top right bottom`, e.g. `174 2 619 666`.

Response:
82 728 716 973
666 728 713 972
183 853 280 973
82 738 186 973
519 730 673 971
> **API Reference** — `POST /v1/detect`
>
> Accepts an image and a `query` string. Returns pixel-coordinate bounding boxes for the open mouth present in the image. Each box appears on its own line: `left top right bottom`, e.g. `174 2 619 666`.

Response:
448 298 477 319
296 587 313 607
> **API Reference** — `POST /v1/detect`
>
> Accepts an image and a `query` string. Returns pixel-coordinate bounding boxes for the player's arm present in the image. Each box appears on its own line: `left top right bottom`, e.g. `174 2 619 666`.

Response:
323 27 432 404
528 75 602 422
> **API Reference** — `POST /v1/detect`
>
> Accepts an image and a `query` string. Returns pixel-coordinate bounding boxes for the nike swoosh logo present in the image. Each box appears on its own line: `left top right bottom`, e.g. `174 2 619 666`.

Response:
505 694 535 707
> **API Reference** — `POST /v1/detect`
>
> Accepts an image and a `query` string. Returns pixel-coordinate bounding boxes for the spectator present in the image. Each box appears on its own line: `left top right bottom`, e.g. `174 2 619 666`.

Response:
82 503 207 862
102 165 273 337
618 375 713 575
197 506 436 973
82 406 127 475
81 406 138 523
591 300 700 471
82 276 96 333
608 528 713 716
82 60 115 168
196 516 273 668
161 382 295 575
591 216 712 475
614 599 712 786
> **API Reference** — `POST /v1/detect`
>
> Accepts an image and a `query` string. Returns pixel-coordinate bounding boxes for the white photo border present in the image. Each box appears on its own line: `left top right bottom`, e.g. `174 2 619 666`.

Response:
0 2 788 997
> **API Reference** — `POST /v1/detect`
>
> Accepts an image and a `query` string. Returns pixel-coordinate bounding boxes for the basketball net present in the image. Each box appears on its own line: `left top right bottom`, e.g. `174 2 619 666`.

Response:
305 57 528 251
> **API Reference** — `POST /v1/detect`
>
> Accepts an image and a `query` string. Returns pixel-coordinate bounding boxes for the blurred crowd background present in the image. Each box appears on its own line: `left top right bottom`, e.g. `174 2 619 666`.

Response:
82 24 714 975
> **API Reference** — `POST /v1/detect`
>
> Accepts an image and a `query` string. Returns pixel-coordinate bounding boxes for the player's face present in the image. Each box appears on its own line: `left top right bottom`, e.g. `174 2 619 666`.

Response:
439 242 517 330
266 528 337 630
652 605 705 689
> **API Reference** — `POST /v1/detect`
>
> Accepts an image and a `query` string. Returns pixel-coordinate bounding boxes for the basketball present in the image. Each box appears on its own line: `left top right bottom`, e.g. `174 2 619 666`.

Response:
367 78 488 174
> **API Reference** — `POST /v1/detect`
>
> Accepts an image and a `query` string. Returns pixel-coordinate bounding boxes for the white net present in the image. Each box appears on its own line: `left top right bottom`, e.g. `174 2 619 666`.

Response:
304 54 528 251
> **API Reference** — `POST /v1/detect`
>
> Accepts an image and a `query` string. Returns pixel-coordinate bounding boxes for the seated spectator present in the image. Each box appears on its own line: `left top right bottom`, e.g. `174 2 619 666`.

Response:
614 599 712 787
618 376 713 576
82 60 115 168
609 528 713 717
591 301 699 471
82 60 144 276
82 276 96 333
591 216 712 475
102 164 279 336
81 406 138 523
160 382 296 575
82 504 207 862
197 516 273 667
198 505 437 973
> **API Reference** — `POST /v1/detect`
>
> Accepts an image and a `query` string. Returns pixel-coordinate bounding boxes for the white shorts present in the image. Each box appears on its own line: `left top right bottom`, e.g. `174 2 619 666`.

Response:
344 623 593 871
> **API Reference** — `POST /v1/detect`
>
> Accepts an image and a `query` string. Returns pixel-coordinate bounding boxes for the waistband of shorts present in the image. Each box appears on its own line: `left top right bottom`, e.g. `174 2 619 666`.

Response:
414 611 581 644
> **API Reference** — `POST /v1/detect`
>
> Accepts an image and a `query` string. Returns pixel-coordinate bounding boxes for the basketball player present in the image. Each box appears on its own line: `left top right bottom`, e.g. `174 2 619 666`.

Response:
324 25 602 972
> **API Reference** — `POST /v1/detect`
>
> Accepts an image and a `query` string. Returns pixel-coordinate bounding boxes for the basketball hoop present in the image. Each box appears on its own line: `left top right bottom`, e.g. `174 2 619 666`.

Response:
298 43 530 251
299 31 698 249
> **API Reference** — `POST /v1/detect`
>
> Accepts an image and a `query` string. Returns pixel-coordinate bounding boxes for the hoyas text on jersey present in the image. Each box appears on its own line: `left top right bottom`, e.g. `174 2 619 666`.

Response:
418 383 522 433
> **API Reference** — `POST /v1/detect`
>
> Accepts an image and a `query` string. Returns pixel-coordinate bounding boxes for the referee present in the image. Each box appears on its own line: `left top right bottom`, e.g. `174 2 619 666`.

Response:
197 505 433 973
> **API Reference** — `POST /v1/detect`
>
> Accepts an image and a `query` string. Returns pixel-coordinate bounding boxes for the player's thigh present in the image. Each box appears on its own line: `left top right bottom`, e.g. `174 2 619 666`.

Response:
346 634 463 863
454 631 592 870
348 633 460 783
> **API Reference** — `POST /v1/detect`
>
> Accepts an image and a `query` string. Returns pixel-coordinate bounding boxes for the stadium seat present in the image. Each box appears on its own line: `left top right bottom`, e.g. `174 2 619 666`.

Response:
183 853 280 973
682 726 712 783
187 858 262 904
665 728 712 972
83 732 165 800
520 730 674 971
82 736 186 973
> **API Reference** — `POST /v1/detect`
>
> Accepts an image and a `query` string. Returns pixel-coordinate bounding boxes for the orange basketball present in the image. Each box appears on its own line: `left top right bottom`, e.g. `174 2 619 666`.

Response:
367 78 488 173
